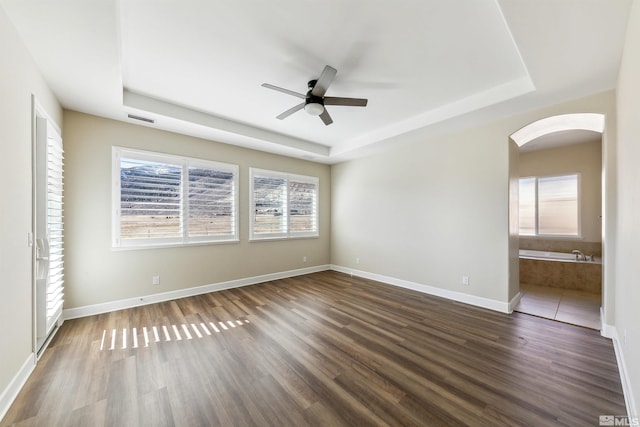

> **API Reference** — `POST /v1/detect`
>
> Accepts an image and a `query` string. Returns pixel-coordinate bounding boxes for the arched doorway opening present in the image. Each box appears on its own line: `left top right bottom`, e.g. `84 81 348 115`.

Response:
510 113 606 331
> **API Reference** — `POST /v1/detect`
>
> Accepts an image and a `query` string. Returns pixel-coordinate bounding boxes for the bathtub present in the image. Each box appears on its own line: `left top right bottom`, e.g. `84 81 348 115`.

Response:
519 249 602 292
519 249 601 263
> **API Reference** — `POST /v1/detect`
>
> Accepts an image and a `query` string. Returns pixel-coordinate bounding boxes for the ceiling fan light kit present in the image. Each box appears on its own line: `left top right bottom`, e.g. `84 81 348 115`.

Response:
262 65 368 126
304 102 324 116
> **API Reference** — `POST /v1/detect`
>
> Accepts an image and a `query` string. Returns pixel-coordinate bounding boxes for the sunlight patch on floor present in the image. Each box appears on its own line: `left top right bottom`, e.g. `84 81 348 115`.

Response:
99 319 250 350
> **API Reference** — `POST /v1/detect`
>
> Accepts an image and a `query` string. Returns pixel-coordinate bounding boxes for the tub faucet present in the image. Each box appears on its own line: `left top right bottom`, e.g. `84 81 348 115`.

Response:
571 250 586 261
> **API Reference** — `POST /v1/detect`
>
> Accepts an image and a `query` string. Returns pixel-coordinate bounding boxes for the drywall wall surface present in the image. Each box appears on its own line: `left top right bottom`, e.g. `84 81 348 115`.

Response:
331 90 616 307
331 120 511 302
602 105 618 330
62 111 331 308
508 140 520 301
519 139 603 244
615 0 640 415
0 5 61 409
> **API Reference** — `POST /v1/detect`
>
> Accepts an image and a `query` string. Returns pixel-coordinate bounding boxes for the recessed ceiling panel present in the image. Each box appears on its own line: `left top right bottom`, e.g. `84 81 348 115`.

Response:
120 0 531 148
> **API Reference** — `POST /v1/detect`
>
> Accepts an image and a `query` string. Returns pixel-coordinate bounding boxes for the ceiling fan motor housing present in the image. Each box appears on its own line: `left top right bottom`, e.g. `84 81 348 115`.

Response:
305 80 325 115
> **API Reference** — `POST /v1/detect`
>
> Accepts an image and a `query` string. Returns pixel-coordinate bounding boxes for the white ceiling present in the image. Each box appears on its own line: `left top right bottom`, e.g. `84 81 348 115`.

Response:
1 0 632 163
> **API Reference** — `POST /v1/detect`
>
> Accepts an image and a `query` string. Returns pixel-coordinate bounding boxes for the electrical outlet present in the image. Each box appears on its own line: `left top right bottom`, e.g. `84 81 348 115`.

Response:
356 257 360 264
462 276 470 286
303 256 307 263
152 276 160 286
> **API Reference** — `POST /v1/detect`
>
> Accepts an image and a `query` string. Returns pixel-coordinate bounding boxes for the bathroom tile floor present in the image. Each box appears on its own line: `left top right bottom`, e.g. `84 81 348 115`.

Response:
514 284 601 330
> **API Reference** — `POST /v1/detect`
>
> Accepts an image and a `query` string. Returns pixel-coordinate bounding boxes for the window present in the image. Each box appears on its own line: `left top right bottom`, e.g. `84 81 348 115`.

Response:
250 168 319 240
519 174 580 237
113 147 238 248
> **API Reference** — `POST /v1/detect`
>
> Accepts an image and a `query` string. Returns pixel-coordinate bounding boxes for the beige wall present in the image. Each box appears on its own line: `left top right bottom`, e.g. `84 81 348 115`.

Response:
63 111 330 309
508 140 520 300
0 6 61 408
614 0 640 415
331 91 615 307
332 121 512 303
519 139 603 249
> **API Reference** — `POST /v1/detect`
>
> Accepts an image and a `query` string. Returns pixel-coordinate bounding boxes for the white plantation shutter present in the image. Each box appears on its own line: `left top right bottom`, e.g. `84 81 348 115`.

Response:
188 165 237 238
252 172 287 236
35 116 65 347
45 125 64 332
250 168 318 240
119 156 182 241
289 179 317 233
113 148 238 248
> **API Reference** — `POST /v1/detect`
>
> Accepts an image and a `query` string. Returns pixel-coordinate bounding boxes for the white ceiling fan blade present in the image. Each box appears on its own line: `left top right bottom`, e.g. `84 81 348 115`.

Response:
262 83 306 99
276 102 305 120
311 65 337 97
319 109 333 125
324 97 368 107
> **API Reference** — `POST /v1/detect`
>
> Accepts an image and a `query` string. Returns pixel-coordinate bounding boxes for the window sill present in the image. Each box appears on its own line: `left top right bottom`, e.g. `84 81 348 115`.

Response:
249 235 319 243
112 239 240 251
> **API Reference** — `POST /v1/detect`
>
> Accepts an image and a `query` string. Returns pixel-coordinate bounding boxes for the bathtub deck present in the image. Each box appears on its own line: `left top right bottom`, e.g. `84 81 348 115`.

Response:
515 284 601 330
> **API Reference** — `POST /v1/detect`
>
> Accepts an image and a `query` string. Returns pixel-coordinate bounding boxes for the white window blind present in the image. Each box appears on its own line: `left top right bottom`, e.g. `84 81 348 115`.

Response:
188 165 237 237
113 147 238 248
119 156 182 240
518 174 580 237
35 116 65 344
250 168 319 240
45 124 64 331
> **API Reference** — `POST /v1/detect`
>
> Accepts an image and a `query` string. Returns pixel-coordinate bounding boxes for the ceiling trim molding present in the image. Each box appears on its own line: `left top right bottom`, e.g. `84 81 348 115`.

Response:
123 89 331 158
332 75 536 157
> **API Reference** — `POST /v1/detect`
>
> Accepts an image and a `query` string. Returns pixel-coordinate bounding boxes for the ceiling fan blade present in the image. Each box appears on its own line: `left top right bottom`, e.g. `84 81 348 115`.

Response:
276 102 305 120
324 97 368 107
319 109 333 126
262 83 306 99
311 65 337 97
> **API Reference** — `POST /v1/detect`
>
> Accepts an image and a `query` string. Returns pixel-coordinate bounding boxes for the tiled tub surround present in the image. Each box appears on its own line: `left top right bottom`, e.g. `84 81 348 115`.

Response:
519 250 602 293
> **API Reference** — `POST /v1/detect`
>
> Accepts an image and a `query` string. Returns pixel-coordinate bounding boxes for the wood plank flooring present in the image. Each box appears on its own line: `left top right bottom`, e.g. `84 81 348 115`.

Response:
1 271 626 426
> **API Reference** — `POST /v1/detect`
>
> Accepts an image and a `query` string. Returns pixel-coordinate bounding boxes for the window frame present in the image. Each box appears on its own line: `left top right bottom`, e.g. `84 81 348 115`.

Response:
112 147 239 249
518 173 582 238
249 168 319 241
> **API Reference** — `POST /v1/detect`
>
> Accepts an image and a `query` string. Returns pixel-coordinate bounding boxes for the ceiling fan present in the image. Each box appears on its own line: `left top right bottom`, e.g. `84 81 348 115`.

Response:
261 65 368 126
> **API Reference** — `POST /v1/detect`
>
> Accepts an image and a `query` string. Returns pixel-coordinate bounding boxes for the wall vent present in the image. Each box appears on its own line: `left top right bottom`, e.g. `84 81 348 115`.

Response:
127 114 155 124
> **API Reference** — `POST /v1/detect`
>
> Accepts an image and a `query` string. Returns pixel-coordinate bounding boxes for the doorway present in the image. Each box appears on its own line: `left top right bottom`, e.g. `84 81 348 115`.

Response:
510 113 606 330
33 103 64 355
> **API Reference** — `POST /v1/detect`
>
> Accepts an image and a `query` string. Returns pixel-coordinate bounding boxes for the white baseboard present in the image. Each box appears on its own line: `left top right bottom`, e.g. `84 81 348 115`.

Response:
330 265 512 313
0 353 35 423
609 326 638 420
63 264 330 320
600 307 615 339
508 291 522 314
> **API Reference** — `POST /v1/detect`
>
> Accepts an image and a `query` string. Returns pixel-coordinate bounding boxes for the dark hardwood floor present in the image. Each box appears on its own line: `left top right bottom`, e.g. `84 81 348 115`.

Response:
1 271 626 426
